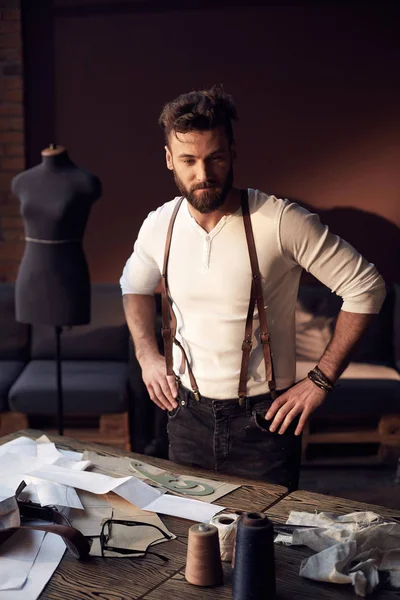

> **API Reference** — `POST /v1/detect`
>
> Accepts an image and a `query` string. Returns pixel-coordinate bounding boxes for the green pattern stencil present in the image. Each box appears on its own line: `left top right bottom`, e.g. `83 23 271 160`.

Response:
130 461 215 496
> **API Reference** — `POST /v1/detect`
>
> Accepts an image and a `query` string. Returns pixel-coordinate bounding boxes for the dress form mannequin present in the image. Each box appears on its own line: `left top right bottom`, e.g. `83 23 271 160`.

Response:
12 144 101 434
12 144 101 326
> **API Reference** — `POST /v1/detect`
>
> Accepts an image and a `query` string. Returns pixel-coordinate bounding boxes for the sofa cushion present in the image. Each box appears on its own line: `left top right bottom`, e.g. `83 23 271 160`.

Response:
295 301 334 362
31 284 129 361
296 284 396 367
9 360 129 415
0 283 30 360
296 360 400 417
0 360 26 411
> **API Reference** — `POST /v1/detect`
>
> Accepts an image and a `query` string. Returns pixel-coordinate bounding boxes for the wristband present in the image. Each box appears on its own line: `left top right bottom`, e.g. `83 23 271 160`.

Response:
307 366 335 392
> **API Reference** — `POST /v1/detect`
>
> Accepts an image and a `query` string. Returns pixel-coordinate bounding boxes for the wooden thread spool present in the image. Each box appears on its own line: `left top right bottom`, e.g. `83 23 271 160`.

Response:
185 523 223 587
232 512 276 600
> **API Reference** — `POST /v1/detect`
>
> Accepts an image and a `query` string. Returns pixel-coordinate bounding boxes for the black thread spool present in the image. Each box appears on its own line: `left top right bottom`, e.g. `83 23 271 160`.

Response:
232 512 276 600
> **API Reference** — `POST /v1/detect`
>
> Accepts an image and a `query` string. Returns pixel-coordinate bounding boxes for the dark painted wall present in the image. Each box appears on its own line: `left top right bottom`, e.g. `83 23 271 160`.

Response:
27 2 400 282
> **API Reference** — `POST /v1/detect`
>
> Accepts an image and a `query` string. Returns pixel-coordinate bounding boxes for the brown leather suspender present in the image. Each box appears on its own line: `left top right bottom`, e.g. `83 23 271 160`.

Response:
239 189 276 402
161 197 200 400
161 189 276 404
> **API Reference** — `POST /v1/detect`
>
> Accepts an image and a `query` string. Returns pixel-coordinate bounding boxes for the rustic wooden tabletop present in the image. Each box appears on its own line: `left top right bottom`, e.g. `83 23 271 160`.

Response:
1 429 398 599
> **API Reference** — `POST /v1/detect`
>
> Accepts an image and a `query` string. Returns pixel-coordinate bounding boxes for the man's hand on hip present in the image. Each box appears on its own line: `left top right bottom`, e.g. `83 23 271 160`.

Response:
264 378 327 436
140 354 178 411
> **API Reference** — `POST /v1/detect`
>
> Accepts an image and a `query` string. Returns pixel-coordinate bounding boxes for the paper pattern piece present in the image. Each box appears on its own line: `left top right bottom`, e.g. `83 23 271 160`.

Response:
0 532 65 600
0 436 89 509
145 493 224 522
130 461 215 496
69 491 113 536
83 451 239 503
274 510 400 596
1 435 227 520
89 508 176 558
0 530 45 592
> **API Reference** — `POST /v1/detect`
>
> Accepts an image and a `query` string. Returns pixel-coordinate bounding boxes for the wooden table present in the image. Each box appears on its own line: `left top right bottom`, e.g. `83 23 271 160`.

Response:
1 430 399 599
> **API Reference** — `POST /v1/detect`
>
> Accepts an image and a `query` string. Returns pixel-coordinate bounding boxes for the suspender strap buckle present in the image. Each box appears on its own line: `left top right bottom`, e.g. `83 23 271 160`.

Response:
241 339 252 351
238 394 246 407
260 332 270 344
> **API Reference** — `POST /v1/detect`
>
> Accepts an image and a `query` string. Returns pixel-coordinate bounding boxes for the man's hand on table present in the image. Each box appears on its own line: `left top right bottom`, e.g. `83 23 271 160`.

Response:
140 353 178 412
264 378 328 436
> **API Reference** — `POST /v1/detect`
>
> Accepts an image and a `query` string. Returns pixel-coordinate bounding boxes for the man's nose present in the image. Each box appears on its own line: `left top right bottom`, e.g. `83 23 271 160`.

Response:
195 161 212 183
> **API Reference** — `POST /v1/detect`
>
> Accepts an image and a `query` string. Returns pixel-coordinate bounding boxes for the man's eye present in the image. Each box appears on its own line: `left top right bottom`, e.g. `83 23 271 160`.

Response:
183 159 195 165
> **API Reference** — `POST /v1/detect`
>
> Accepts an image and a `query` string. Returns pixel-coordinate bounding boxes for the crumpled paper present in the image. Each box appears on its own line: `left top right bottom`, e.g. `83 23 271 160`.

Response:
274 510 400 596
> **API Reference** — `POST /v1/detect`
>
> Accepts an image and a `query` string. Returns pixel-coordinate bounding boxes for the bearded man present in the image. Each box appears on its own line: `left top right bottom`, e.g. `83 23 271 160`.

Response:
120 87 385 491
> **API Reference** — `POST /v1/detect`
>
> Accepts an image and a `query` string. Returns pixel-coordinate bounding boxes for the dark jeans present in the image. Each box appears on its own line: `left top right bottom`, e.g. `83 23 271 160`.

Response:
167 384 302 491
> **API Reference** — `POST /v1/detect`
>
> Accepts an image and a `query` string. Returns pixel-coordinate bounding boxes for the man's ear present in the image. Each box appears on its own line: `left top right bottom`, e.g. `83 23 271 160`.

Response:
165 145 173 171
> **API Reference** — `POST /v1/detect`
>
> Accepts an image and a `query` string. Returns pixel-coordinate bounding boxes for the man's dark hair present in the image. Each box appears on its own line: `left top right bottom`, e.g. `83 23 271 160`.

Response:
159 86 238 146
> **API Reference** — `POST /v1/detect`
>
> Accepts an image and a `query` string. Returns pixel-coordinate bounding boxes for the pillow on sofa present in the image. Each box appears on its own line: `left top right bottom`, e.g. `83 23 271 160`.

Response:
295 302 334 362
296 284 396 368
295 286 336 362
350 285 395 366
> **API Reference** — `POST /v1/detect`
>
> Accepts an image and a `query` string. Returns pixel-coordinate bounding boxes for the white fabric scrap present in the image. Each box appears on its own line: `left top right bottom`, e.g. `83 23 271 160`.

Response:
274 510 400 596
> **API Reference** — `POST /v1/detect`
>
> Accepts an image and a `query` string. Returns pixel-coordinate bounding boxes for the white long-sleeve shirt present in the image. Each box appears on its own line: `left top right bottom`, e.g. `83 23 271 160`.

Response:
120 189 386 399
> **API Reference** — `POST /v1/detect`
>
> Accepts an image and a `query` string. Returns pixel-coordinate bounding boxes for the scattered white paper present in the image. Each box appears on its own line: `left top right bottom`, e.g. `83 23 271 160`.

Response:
146 494 224 522
84 452 239 504
27 459 224 521
0 437 37 458
0 479 37 504
1 437 225 523
69 491 112 536
26 463 160 501
36 442 91 471
0 530 45 592
36 436 83 462
29 478 84 511
58 448 83 461
0 532 65 600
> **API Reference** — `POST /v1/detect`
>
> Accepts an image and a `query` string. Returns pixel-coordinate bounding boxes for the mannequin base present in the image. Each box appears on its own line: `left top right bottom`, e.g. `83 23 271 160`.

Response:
0 412 130 451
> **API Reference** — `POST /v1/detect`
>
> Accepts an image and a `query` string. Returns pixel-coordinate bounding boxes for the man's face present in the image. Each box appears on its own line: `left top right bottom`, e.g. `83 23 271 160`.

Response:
165 126 235 214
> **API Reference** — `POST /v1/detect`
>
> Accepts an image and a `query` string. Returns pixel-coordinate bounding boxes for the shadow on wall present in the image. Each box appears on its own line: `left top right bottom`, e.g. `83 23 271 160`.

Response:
293 202 400 286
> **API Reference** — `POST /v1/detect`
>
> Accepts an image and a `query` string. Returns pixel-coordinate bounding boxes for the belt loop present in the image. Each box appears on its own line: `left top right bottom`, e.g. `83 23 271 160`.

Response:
244 397 251 417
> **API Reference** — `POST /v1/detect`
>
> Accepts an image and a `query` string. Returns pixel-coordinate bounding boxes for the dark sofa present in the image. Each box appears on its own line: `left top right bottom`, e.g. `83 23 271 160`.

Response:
295 284 400 463
0 283 131 449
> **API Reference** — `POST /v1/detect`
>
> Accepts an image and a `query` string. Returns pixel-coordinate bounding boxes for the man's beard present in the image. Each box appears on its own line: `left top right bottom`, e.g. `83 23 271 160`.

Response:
173 163 234 214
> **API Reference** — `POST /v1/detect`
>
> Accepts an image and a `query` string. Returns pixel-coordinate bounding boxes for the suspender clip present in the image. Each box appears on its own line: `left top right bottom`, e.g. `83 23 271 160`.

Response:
238 394 246 407
193 389 200 402
241 339 252 351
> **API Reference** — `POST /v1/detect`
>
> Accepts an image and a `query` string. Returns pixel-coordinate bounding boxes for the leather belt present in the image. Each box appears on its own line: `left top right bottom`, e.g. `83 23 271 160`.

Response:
0 481 90 560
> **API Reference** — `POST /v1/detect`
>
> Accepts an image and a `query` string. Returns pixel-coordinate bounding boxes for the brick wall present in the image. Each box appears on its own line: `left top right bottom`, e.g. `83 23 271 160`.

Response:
0 0 24 282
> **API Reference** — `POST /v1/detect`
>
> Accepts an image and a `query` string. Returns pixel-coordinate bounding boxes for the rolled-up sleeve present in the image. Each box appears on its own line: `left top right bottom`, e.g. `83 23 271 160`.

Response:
279 202 386 313
119 211 161 296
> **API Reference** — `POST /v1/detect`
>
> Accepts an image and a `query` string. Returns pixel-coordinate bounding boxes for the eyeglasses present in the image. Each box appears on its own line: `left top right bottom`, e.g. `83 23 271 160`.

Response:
99 519 172 561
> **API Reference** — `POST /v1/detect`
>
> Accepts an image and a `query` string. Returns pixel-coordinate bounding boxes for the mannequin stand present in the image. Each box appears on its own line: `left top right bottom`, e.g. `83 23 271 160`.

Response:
55 326 64 435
